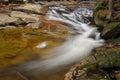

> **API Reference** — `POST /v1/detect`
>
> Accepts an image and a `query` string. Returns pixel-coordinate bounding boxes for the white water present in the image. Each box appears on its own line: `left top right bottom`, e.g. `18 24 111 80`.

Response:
23 6 104 72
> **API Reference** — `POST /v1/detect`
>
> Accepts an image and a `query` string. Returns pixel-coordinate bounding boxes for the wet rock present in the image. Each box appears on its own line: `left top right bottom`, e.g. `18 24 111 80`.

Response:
65 44 120 80
93 10 108 27
116 73 120 79
93 0 120 28
101 22 120 39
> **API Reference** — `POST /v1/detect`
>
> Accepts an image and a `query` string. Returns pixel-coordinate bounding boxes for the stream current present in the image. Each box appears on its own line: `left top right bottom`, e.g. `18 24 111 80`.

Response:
22 6 104 72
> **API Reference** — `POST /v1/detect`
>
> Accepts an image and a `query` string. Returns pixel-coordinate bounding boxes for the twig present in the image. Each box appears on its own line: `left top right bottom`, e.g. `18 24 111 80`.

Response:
16 71 29 80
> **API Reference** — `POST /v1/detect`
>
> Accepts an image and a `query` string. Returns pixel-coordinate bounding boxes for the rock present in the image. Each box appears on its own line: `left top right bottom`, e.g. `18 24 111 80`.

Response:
26 22 43 29
11 8 45 15
116 73 120 80
0 27 6 30
0 25 16 30
0 10 42 28
5 25 17 29
17 3 42 13
93 10 108 27
0 14 20 25
101 22 120 39
10 11 40 22
93 0 120 28
65 44 120 80
10 11 43 29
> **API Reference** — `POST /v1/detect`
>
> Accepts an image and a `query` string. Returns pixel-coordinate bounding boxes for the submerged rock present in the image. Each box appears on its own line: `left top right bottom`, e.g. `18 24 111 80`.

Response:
0 28 68 70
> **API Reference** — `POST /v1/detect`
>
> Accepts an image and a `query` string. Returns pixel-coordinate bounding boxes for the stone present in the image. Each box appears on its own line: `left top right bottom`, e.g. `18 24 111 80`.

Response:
0 14 20 25
17 3 42 13
10 11 40 22
5 26 17 29
101 22 120 39
93 10 108 27
26 22 43 29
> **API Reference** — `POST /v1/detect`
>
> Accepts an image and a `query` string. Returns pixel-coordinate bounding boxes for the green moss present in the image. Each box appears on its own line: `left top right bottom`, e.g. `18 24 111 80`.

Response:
77 63 105 79
95 48 120 66
74 46 120 80
106 22 120 29
98 11 108 20
107 37 120 43
102 22 120 36
93 10 108 26
114 3 120 10
94 6 107 13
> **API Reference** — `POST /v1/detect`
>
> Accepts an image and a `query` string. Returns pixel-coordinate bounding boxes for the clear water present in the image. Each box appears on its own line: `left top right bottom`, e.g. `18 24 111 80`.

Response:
23 6 104 72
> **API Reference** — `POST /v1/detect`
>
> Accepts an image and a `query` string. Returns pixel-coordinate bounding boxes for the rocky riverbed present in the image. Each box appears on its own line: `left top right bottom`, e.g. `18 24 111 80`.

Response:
0 2 73 80
0 1 120 80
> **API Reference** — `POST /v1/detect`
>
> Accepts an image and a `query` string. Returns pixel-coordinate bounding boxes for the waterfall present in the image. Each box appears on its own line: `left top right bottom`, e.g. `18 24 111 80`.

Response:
23 6 104 72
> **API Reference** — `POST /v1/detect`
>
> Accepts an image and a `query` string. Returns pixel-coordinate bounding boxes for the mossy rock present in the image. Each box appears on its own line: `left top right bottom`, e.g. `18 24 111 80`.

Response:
93 0 120 27
93 9 108 27
93 0 109 27
93 2 109 27
94 6 107 13
101 22 120 39
114 3 120 11
65 46 120 80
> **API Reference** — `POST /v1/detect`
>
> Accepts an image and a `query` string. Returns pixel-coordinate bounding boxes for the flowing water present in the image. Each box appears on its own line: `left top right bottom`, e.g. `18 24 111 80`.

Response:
0 6 104 80
22 6 104 72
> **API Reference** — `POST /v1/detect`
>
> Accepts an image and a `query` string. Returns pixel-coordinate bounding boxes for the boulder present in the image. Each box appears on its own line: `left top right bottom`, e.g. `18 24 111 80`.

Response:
93 10 108 27
17 3 42 13
101 22 120 39
93 0 120 28
0 10 42 29
26 22 43 29
10 11 43 29
65 45 120 80
0 14 20 25
10 11 40 22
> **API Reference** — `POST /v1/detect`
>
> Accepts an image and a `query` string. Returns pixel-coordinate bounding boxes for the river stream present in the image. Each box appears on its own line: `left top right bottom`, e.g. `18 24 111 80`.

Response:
0 5 104 80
